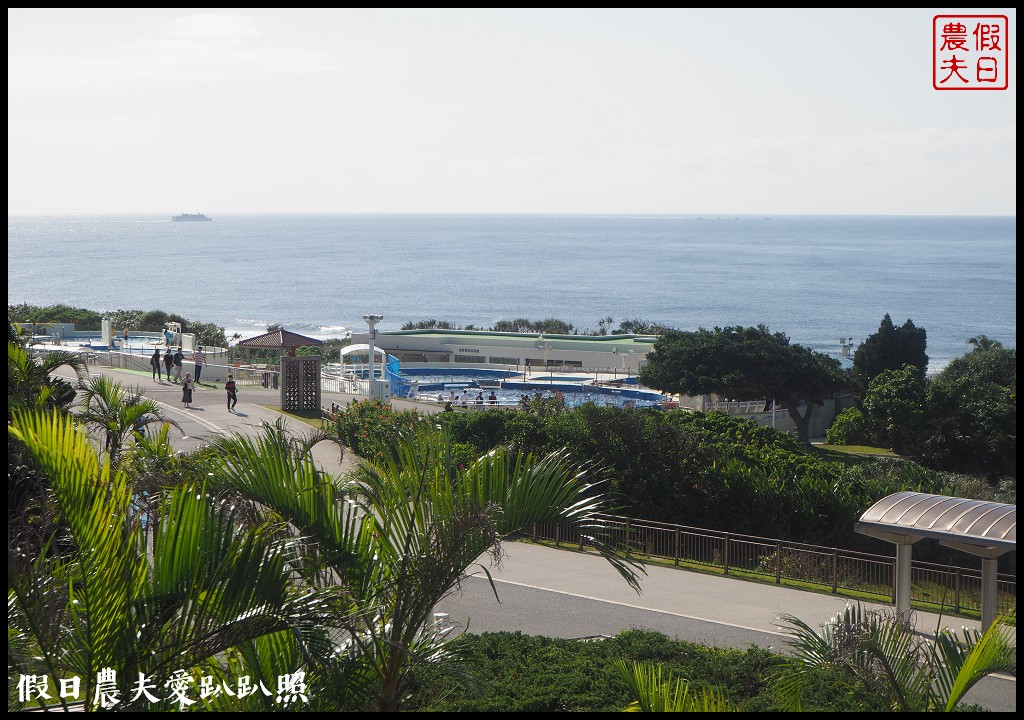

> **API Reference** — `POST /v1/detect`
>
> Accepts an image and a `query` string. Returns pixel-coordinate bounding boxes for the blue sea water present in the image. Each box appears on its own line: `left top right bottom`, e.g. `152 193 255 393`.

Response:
7 213 1016 374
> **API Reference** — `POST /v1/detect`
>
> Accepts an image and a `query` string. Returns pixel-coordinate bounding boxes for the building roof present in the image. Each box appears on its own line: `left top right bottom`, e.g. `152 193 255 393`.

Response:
235 329 324 349
856 491 1016 550
373 329 657 352
339 344 387 358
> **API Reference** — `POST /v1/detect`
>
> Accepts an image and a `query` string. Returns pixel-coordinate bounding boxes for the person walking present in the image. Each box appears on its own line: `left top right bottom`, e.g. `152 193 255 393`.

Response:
150 348 163 381
181 372 195 409
163 347 174 381
225 374 238 412
172 347 184 383
192 346 206 384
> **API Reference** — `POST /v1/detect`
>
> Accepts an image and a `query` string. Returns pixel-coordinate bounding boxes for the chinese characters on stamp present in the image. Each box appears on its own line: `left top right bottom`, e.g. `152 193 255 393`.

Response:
934 15 1009 90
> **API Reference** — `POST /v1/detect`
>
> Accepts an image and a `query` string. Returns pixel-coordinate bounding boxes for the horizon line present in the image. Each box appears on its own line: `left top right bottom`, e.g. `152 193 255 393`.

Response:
7 211 1017 219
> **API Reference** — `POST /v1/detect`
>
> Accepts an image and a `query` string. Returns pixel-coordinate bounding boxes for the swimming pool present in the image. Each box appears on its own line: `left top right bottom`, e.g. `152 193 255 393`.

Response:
399 367 663 409
30 335 168 353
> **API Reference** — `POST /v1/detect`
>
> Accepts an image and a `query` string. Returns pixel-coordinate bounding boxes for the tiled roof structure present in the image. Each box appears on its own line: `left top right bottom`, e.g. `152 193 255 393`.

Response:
235 329 324 349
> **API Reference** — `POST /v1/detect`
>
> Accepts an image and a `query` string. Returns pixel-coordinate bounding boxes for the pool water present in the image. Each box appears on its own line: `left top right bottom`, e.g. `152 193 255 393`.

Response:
401 368 663 409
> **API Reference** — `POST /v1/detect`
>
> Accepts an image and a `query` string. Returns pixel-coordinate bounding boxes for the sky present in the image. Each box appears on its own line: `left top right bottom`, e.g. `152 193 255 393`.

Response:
7 8 1017 216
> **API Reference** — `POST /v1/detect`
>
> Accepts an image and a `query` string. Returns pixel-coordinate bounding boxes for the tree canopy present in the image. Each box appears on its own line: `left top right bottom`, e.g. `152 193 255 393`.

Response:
919 347 1016 478
8 304 227 347
967 334 1004 352
852 314 928 387
638 325 848 445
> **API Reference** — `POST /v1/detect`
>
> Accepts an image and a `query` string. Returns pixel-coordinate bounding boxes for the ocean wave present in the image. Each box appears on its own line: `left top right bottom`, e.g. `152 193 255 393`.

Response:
227 319 350 341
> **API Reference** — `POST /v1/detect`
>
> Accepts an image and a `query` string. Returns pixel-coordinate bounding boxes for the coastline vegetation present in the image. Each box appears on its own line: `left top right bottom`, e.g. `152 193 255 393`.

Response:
400 316 673 335
8 303 228 348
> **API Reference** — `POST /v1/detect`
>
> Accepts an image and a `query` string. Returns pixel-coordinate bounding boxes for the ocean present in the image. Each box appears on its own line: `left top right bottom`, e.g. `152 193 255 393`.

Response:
7 214 1016 374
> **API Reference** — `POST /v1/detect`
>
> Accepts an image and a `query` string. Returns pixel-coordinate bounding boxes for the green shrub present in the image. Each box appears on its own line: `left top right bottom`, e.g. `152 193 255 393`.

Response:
400 630 891 712
825 407 873 445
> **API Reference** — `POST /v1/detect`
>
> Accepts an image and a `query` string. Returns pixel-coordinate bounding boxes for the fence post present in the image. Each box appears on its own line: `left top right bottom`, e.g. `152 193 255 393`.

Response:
625 520 631 559
891 559 897 604
674 528 681 566
555 523 561 547
831 550 838 593
579 527 585 551
532 522 537 542
723 534 730 576
776 541 782 584
955 567 962 614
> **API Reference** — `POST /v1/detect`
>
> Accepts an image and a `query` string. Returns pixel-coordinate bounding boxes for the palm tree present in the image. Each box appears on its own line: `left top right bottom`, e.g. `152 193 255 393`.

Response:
967 334 1004 352
204 418 645 711
8 340 88 416
613 658 739 711
76 374 179 465
774 603 1016 712
8 408 340 712
8 341 91 555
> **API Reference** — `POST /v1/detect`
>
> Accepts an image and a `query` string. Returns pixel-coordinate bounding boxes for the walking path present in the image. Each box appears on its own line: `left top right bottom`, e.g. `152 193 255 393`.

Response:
53 364 1016 712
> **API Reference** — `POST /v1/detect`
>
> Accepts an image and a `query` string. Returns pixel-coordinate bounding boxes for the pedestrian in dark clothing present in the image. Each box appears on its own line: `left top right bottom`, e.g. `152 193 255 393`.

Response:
225 374 238 412
163 348 174 380
151 348 163 381
172 348 184 383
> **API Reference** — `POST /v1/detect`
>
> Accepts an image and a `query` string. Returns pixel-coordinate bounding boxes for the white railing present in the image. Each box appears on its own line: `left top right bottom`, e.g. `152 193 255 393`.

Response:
706 400 775 414
322 374 367 395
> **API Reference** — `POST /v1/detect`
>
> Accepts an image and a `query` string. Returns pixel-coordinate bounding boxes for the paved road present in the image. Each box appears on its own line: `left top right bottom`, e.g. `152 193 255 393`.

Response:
54 365 1017 712
433 542 1015 712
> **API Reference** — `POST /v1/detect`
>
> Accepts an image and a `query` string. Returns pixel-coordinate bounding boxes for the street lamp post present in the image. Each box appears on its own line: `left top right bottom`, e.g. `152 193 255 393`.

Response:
363 314 383 397
537 334 551 377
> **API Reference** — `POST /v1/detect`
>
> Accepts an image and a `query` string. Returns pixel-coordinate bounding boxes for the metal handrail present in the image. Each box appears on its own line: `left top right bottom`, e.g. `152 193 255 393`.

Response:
531 513 1016 618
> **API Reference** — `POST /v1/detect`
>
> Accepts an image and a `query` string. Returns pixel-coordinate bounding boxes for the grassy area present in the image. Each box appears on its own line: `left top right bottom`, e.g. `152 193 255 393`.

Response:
816 443 899 457
263 406 327 429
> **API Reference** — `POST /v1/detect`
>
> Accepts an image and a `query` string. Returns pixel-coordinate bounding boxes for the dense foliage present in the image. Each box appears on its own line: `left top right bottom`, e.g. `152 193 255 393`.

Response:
851 313 929 388
8 303 103 329
8 303 227 347
828 348 1016 482
400 630 892 712
638 325 849 445
328 400 990 555
397 316 673 335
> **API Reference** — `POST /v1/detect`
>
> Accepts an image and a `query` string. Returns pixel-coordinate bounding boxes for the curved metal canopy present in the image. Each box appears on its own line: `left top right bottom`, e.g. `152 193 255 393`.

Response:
857 491 1016 550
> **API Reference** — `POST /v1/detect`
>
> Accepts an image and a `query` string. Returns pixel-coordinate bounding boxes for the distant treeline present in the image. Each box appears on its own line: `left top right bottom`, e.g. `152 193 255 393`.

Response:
400 317 674 335
8 303 227 348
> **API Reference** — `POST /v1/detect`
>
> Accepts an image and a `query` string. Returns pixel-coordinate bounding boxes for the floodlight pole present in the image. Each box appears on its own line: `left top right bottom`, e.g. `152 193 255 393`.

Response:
363 314 383 397
537 334 551 376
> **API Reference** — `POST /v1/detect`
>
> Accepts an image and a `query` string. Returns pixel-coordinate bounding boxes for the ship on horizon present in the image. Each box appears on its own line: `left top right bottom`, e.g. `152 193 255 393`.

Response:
172 213 212 222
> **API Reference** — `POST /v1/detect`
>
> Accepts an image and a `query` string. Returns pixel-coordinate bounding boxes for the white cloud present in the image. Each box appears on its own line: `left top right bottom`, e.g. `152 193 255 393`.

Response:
162 12 263 41
7 8 1016 215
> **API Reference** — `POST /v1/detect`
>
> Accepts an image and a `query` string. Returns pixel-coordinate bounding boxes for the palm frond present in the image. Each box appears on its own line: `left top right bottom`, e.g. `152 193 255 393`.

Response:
776 602 1016 713
614 658 739 712
9 408 342 711
932 612 1017 711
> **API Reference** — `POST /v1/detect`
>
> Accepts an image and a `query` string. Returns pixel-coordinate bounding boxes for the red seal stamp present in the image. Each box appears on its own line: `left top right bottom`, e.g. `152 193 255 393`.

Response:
933 15 1008 90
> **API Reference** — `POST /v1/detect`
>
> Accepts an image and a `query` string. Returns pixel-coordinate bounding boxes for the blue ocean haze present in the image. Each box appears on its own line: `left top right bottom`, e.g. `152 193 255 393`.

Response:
7 213 1015 374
